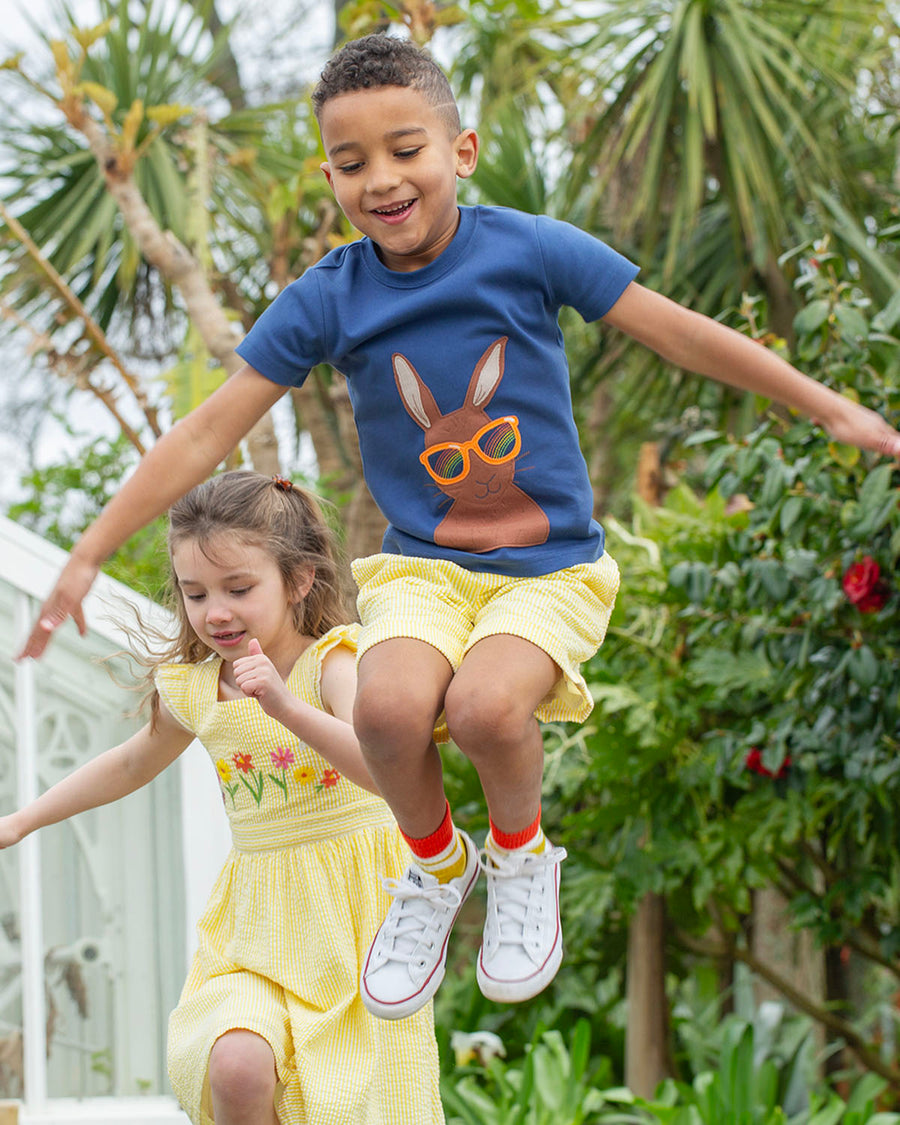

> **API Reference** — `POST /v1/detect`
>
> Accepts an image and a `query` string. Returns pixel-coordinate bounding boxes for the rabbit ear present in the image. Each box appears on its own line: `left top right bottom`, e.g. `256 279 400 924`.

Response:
393 353 443 430
465 337 508 410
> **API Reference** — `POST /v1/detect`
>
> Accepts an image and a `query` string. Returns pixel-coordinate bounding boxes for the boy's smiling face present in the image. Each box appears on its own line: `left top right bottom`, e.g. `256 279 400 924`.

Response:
319 85 478 272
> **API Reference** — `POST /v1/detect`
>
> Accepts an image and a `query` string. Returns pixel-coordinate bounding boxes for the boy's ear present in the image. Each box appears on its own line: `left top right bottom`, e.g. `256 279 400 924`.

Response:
455 128 479 180
320 161 334 190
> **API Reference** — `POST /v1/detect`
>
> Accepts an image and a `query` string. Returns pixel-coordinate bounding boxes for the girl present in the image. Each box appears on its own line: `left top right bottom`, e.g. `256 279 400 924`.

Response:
0 471 444 1125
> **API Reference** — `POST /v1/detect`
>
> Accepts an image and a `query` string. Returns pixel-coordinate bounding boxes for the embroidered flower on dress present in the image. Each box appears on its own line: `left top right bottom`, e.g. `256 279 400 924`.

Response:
233 752 253 773
216 759 232 783
321 769 340 789
293 766 315 785
271 746 296 770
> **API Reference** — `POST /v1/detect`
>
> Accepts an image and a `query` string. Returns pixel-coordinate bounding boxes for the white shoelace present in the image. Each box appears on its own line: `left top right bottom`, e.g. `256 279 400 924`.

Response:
376 871 464 966
479 846 567 943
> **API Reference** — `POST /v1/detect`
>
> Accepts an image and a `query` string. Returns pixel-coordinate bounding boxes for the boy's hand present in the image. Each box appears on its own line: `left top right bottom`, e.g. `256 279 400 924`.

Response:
234 639 292 719
819 397 900 459
17 555 98 661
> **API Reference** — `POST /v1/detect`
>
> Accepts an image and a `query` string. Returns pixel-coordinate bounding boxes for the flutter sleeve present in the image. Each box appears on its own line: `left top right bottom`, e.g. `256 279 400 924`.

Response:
301 624 361 713
154 663 198 734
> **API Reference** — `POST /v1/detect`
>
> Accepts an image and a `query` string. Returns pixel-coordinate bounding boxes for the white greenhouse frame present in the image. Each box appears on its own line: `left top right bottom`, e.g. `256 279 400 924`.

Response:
1 518 231 1125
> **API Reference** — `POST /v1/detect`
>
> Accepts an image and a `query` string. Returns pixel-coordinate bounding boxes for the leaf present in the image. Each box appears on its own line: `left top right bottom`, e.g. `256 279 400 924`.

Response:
793 299 830 335
828 442 861 469
688 649 773 694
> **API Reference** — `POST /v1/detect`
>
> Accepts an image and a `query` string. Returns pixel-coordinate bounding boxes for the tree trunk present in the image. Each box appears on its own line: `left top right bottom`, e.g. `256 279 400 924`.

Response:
625 891 672 1097
752 887 825 1053
70 106 280 471
624 440 673 1098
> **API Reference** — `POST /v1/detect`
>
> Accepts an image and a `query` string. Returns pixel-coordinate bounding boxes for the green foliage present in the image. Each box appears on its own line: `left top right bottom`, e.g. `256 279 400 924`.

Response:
441 1012 900 1123
533 240 900 1078
6 428 169 599
442 1019 613 1124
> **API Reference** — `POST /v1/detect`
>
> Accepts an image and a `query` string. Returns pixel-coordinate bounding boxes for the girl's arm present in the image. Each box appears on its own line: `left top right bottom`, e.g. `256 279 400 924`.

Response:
603 283 900 457
18 364 286 661
233 641 381 795
0 704 195 848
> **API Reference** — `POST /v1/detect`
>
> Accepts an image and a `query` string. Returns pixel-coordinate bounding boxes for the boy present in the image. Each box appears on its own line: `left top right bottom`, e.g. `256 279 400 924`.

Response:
21 34 900 1022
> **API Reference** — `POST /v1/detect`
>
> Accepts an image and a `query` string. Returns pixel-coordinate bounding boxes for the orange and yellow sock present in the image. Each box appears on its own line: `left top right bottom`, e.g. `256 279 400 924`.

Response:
401 800 468 884
485 808 546 858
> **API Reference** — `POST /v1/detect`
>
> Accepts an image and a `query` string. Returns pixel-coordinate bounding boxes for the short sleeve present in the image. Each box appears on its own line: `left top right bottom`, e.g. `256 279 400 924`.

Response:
235 267 329 387
154 664 198 733
535 214 639 322
290 624 360 713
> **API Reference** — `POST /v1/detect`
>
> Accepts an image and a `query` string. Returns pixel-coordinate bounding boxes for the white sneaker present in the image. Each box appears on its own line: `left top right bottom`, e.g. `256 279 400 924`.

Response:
476 842 567 1003
361 830 479 1020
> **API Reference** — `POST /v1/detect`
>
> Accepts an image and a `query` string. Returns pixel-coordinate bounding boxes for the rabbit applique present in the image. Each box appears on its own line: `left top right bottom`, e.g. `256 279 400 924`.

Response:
392 337 550 552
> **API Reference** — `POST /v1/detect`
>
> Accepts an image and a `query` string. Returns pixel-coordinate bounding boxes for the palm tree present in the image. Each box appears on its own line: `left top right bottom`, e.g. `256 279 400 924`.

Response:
0 0 387 553
566 0 896 334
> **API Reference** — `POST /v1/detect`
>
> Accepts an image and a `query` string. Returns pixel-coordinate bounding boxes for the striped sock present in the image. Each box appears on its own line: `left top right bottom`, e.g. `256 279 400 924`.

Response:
486 808 546 858
401 801 468 884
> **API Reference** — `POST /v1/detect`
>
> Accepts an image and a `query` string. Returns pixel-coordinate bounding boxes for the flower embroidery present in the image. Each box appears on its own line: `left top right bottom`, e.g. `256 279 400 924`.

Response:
268 746 295 801
320 769 340 789
214 745 341 804
271 746 296 770
842 556 889 614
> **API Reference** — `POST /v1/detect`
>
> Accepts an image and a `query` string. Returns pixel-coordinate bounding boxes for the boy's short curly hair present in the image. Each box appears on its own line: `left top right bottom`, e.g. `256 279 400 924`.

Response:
312 34 461 136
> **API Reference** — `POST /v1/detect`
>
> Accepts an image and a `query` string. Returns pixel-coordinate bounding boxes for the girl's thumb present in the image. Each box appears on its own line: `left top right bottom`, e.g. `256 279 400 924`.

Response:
248 638 263 656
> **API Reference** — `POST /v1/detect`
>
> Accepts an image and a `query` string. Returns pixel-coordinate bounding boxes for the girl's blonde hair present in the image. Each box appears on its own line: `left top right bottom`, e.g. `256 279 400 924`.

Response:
135 471 352 725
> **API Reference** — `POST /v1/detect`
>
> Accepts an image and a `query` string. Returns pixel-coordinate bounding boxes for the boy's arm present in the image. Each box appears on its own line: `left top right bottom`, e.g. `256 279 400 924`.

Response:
18 364 286 661
0 704 194 848
603 283 900 457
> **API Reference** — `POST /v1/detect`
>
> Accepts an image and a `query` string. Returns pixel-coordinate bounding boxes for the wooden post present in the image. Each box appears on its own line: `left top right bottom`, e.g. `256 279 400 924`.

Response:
0 1102 19 1125
624 441 673 1097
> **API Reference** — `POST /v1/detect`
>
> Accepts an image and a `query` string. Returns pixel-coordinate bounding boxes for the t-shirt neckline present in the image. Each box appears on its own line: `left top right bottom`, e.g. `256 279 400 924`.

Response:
360 205 477 288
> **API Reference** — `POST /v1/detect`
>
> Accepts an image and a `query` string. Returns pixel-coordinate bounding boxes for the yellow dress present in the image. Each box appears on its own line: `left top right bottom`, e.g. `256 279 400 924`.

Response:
156 625 444 1125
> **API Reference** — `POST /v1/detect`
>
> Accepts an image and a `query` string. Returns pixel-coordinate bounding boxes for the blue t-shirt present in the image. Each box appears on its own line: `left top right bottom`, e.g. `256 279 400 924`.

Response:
236 204 639 577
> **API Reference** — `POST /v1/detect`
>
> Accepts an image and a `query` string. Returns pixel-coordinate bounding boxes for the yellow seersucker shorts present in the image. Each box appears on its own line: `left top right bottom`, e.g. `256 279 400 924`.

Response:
351 551 620 741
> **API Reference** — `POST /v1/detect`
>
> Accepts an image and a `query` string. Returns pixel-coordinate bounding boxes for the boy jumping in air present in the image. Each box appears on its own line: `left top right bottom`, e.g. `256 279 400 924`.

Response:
21 34 900 1022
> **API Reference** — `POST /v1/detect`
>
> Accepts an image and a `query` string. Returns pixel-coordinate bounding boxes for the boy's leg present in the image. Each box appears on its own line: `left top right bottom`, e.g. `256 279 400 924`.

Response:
355 638 480 1020
445 634 568 1003
354 637 452 837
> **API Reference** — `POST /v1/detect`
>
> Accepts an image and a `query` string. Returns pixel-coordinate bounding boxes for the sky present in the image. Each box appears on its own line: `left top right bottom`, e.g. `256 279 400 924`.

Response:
0 0 333 508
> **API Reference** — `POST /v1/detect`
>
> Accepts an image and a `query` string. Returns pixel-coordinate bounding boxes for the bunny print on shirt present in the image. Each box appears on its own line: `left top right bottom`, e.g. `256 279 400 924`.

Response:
392 337 551 552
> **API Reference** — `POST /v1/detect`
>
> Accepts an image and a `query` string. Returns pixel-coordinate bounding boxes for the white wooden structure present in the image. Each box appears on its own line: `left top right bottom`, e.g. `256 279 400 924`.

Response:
0 518 231 1123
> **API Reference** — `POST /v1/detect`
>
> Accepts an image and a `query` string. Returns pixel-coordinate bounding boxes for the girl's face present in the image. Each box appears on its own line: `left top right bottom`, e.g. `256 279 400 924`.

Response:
172 535 311 669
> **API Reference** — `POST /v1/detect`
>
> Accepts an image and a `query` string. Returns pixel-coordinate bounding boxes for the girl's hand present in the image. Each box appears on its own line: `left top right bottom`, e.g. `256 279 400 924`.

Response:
0 814 25 849
234 639 292 720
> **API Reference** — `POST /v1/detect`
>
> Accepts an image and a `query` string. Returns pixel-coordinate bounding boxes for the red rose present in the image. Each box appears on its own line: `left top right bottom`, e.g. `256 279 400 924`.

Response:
745 748 791 779
842 557 889 613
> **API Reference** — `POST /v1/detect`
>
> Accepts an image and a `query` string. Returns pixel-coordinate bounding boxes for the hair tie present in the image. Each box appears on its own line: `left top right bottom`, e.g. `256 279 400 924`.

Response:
272 474 294 492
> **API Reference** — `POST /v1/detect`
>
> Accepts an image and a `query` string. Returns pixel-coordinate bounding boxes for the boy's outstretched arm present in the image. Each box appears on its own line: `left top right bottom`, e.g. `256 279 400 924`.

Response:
18 364 285 661
603 283 900 458
0 706 194 848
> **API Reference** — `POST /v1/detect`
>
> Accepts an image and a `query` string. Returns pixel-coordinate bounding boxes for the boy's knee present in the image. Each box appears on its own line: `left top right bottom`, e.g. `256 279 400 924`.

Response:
444 679 531 754
353 678 438 754
208 1031 276 1111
